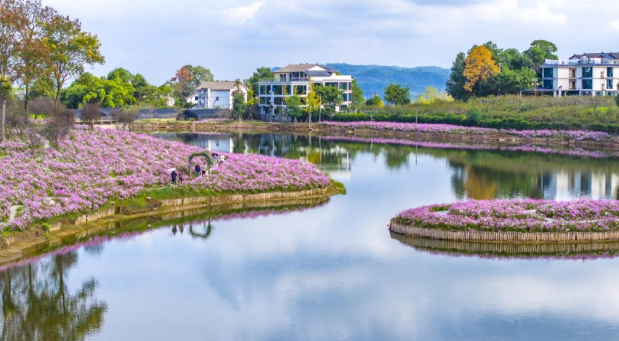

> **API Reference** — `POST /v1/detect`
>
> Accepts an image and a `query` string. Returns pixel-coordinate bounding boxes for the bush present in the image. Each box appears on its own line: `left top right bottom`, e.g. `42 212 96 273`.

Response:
44 108 75 142
113 109 138 131
615 95 619 108
81 103 102 130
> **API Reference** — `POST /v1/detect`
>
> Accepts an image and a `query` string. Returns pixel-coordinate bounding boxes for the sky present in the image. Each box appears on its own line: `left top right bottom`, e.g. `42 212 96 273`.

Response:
41 0 619 86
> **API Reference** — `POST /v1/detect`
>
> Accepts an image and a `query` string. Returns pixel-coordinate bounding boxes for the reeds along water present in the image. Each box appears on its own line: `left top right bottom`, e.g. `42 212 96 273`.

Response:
390 232 619 260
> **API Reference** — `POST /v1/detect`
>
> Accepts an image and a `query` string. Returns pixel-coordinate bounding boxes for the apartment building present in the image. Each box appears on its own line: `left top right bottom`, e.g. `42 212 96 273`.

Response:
539 52 619 96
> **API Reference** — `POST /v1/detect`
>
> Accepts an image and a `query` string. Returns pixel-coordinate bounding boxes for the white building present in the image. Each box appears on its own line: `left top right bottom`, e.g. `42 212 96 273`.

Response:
164 95 175 107
258 64 353 115
186 93 198 106
196 81 248 109
539 52 619 96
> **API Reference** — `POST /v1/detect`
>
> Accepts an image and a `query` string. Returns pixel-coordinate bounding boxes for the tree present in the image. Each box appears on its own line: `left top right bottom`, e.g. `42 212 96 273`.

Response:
304 82 321 121
314 84 344 108
525 40 558 65
29 95 55 118
244 66 273 103
615 94 619 108
384 83 411 105
232 93 246 121
43 102 74 141
285 95 303 122
365 95 384 107
0 0 23 142
351 79 364 107
81 102 101 130
463 46 499 94
43 12 105 110
416 86 453 104
446 52 469 101
112 107 138 131
16 0 55 116
62 72 136 108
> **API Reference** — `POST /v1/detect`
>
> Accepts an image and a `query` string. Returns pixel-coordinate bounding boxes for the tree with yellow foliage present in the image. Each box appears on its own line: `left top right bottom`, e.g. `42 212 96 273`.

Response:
463 46 498 94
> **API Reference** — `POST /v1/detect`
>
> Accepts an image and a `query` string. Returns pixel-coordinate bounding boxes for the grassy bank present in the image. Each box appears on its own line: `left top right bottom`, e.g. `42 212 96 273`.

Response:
336 96 619 132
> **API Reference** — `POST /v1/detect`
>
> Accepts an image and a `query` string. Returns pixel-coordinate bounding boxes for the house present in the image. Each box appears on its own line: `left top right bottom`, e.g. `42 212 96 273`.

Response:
539 52 619 96
258 64 353 115
186 93 198 106
164 95 175 107
196 81 248 109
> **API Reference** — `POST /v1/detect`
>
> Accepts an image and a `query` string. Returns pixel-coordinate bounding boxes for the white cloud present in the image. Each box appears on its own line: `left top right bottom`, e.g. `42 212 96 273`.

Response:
221 2 265 26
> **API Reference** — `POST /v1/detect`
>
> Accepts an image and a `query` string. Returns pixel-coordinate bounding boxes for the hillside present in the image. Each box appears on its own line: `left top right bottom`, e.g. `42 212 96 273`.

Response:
326 63 450 99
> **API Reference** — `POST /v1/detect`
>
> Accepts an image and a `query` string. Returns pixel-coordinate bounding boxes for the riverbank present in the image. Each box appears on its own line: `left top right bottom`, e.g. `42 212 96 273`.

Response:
390 200 619 243
0 184 342 266
132 120 619 152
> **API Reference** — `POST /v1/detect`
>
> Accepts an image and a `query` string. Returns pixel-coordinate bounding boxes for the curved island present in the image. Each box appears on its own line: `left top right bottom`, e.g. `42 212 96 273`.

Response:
390 199 619 243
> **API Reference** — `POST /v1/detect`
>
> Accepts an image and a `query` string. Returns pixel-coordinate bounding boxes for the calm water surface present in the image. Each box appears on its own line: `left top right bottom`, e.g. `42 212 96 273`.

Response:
3 132 619 341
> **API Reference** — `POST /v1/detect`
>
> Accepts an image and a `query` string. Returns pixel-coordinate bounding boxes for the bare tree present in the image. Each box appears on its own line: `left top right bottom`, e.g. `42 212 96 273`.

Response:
81 102 101 130
29 95 55 118
43 103 74 142
112 108 137 131
5 98 29 139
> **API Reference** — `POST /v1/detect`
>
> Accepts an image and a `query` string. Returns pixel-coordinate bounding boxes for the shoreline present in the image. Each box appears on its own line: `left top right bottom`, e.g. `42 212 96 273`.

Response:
132 121 619 152
0 185 341 266
389 218 619 243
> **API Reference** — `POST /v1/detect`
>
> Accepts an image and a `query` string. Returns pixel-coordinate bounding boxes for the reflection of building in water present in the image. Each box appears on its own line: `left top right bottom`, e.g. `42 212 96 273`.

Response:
155 133 236 153
540 171 619 200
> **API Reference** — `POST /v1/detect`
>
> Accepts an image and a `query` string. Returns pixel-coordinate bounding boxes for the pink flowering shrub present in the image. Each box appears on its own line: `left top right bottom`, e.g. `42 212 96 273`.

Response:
0 128 330 231
397 200 619 232
322 121 619 143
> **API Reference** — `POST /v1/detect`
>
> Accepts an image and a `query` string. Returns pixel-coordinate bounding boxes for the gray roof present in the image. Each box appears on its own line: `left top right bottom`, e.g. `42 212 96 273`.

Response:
197 81 246 91
570 52 619 60
275 64 327 73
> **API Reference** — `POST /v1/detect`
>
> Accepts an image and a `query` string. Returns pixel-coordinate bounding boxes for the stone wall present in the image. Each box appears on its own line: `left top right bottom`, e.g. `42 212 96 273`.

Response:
390 219 619 243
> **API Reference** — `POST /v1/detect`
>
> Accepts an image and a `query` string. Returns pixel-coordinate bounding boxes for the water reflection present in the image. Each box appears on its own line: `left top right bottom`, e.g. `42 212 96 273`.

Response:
155 132 619 200
0 253 107 341
390 232 619 261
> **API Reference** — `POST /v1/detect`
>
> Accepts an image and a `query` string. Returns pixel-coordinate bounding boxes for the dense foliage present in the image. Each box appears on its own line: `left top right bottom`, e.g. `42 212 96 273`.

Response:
397 200 619 233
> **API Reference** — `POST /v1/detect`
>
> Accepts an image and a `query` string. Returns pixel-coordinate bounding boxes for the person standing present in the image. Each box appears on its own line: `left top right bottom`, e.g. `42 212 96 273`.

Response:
195 163 201 178
171 169 178 184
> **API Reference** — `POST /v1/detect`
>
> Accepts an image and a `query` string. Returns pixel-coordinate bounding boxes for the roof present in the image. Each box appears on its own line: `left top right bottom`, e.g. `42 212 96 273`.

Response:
197 81 246 91
275 64 327 73
569 52 619 60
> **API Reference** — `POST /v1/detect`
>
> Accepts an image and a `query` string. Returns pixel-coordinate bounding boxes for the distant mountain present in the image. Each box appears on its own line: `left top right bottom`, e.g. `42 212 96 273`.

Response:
325 63 450 99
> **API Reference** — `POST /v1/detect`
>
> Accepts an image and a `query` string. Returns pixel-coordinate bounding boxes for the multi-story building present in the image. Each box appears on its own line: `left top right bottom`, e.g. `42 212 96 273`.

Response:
258 64 353 115
196 81 248 109
539 52 619 96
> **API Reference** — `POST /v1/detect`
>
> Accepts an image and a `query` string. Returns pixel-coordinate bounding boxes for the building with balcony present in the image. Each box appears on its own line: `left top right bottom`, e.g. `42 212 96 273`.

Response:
539 52 619 96
258 64 353 116
196 81 248 109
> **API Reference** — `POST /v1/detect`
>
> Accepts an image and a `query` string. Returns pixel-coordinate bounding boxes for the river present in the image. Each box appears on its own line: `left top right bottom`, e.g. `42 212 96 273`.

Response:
2 131 619 341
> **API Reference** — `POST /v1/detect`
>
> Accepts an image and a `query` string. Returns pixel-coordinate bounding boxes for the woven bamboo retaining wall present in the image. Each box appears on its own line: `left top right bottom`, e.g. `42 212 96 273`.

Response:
390 231 619 254
159 188 328 208
389 219 619 243
75 208 116 226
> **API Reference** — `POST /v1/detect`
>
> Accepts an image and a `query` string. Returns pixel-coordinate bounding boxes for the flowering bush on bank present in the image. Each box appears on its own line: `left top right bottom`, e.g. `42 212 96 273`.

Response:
321 121 619 144
0 128 330 231
397 200 619 233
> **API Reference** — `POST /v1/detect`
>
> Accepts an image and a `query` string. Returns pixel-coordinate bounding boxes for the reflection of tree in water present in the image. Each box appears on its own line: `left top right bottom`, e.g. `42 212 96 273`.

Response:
0 252 107 341
189 221 213 240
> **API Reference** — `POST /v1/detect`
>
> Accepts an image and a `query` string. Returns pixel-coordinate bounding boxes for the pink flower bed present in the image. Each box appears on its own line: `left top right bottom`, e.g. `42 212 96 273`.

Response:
322 121 619 143
0 128 330 231
397 200 619 233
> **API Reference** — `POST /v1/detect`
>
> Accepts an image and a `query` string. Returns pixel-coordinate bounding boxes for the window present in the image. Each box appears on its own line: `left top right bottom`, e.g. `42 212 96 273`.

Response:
259 85 269 95
272 85 283 95
339 82 347 90
608 67 615 78
259 97 271 105
608 79 614 90
543 68 554 78
324 82 337 87
569 68 576 78
274 97 284 105
570 80 576 90
294 85 307 95
582 79 593 89
542 80 553 89
582 67 593 78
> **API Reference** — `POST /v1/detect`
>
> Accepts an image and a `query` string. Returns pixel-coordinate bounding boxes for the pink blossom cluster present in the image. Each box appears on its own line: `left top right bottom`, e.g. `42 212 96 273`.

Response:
397 199 619 232
0 128 330 231
322 121 619 143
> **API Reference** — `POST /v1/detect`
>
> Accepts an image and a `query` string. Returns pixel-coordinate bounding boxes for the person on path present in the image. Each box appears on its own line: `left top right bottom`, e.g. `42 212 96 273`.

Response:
171 170 178 184
179 172 184 184
212 153 219 167
219 155 226 166
195 164 201 178
202 162 207 177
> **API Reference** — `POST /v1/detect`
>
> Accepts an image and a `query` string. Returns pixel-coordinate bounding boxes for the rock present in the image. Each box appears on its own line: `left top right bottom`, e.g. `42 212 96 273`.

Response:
8 205 22 223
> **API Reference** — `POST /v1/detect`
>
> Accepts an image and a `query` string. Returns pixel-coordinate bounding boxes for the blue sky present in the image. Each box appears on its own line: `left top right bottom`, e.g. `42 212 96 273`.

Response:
43 0 619 85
